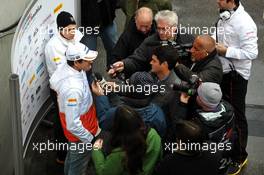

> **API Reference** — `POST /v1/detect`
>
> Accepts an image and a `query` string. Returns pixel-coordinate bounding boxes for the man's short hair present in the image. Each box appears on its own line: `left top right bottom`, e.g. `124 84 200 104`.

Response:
227 0 240 6
67 60 83 67
152 45 179 70
154 10 178 27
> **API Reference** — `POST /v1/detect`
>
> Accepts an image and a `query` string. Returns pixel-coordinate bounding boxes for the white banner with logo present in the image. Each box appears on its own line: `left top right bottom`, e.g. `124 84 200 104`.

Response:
11 0 77 145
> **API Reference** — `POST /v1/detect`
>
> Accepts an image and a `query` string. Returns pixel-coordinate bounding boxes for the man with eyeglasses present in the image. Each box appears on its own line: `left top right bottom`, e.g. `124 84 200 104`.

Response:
110 7 156 66
108 10 194 78
175 35 223 84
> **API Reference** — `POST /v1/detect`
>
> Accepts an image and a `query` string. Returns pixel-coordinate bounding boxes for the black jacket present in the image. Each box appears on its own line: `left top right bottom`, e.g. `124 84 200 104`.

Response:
122 32 194 77
184 99 234 142
110 17 156 64
196 100 234 129
81 0 117 28
195 100 234 143
175 49 223 84
155 149 224 175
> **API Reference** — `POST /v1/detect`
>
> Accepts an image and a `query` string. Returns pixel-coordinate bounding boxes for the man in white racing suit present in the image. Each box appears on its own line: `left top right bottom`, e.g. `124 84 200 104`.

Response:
213 0 258 174
44 11 83 163
45 11 83 78
50 42 100 175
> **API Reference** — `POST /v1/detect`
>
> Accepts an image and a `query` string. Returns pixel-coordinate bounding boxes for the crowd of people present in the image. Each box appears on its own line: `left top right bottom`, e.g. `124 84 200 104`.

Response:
44 0 258 175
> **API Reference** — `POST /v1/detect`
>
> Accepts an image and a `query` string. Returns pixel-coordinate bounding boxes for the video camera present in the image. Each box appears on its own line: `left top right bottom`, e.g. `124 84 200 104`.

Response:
148 40 193 67
171 74 201 96
160 41 192 59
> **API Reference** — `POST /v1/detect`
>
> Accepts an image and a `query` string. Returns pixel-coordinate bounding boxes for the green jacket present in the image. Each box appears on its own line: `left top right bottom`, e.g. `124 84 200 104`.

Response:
121 0 172 27
92 128 162 175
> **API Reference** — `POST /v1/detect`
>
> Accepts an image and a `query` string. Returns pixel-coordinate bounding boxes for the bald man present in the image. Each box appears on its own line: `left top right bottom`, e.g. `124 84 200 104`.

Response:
135 7 153 34
109 7 156 66
175 35 223 84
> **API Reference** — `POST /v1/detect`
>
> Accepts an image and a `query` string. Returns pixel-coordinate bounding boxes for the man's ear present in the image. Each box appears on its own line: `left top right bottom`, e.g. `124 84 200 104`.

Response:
73 60 80 68
162 61 169 69
134 15 138 23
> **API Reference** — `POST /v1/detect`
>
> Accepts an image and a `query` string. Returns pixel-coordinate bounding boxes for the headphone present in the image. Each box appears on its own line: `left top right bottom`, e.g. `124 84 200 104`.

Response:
219 4 239 21
219 10 233 21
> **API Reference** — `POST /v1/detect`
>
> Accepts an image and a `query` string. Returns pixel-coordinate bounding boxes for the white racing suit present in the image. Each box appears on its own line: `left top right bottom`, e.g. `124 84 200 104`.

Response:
45 30 83 78
50 63 99 143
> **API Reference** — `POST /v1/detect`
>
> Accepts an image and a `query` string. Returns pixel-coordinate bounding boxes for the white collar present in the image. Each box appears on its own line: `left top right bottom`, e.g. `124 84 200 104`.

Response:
57 32 76 47
230 3 244 20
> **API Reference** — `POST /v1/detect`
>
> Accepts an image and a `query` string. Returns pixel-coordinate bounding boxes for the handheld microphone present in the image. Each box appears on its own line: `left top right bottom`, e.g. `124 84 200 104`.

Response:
93 72 108 90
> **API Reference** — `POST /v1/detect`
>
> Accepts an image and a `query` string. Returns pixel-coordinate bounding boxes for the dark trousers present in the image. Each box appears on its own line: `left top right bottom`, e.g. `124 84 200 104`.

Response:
50 89 68 161
80 22 118 67
221 72 248 162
